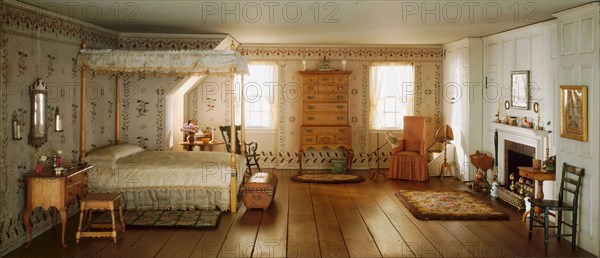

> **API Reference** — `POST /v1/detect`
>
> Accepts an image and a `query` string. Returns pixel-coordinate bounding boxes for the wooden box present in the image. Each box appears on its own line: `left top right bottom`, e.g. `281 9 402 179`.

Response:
240 172 277 210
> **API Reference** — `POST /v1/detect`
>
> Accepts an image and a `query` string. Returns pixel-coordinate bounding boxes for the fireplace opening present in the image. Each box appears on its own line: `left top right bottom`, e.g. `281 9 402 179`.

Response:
504 140 535 191
506 150 533 188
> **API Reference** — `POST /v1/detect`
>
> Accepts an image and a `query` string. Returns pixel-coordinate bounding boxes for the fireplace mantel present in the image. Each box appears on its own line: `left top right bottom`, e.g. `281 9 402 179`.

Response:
489 122 551 185
492 122 541 138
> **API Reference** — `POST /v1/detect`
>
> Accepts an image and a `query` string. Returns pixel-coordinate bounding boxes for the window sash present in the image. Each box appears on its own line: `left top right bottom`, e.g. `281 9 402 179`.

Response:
235 64 278 128
369 64 415 130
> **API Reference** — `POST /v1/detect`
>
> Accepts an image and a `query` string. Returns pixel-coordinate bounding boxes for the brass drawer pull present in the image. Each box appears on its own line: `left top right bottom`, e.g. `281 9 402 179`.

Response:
308 86 314 91
337 116 345 121
308 105 314 109
307 129 314 133
336 95 343 99
307 117 315 121
339 129 345 133
337 86 343 90
308 96 315 100
336 105 343 109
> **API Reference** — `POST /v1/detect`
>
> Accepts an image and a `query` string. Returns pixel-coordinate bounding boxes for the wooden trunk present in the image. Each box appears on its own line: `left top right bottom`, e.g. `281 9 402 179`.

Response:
240 172 277 210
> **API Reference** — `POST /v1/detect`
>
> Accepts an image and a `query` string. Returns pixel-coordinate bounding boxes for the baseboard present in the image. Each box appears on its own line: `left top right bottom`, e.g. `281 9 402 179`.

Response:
0 208 79 256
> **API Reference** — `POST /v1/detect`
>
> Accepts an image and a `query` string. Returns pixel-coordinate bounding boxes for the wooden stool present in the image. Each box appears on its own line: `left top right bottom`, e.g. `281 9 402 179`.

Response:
76 193 125 244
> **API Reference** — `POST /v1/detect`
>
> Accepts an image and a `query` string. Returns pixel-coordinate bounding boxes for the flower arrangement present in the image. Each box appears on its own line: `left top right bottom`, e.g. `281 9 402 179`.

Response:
35 154 47 174
543 155 556 171
52 149 63 168
37 155 47 164
180 122 199 134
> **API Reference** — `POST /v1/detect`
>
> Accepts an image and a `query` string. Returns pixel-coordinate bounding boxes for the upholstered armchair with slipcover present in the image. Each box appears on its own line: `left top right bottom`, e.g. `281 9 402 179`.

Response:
388 116 429 181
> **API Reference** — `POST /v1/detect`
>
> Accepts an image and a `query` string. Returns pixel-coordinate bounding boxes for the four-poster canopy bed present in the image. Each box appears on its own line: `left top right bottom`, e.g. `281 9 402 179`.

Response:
75 41 250 212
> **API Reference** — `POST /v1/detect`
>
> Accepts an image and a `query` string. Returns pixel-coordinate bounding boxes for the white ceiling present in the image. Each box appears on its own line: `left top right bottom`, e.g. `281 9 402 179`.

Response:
18 0 594 45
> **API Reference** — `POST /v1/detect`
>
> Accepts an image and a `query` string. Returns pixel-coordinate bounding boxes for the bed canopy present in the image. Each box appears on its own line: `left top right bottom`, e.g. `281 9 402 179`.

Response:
75 41 249 212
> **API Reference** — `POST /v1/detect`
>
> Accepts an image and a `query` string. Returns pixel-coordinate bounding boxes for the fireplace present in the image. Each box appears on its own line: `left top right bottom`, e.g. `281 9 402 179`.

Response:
497 140 536 210
504 140 535 188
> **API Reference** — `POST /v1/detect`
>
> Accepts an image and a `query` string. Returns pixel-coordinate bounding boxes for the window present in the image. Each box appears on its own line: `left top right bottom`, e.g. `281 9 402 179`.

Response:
369 63 415 129
235 63 278 128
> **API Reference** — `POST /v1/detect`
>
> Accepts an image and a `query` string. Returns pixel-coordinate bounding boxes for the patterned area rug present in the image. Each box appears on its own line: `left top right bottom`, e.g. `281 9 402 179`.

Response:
395 190 509 220
290 173 365 183
93 210 221 228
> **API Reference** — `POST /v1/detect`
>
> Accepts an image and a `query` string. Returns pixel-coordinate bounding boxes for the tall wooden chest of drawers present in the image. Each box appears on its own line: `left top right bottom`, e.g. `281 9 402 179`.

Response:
298 70 353 172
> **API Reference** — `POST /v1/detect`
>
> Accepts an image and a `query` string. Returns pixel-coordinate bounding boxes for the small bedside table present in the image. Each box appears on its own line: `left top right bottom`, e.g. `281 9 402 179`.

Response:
23 164 93 247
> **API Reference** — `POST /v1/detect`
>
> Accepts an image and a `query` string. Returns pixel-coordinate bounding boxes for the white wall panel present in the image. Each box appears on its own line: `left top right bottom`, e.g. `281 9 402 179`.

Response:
515 36 530 70
579 17 594 53
561 22 576 55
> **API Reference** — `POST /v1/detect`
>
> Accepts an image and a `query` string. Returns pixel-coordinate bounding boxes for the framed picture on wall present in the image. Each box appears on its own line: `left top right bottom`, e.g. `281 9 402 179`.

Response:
560 85 588 142
510 70 530 109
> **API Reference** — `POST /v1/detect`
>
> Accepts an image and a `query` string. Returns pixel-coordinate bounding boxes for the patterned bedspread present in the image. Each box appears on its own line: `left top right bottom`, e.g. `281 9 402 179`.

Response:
88 151 246 193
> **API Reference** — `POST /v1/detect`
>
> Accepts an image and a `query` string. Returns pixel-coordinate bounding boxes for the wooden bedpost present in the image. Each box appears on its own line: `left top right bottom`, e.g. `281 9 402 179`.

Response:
79 40 87 163
229 68 237 213
115 73 121 144
240 74 246 156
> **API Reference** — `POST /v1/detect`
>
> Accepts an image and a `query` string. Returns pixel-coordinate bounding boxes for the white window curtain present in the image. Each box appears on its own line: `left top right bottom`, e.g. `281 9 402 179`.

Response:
235 63 278 128
369 63 415 129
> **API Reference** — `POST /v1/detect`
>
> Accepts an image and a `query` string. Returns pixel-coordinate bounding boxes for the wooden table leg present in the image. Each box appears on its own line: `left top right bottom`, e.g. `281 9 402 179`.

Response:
52 207 58 230
346 148 354 172
23 207 32 248
77 201 86 244
60 208 68 247
297 149 304 174
521 210 530 222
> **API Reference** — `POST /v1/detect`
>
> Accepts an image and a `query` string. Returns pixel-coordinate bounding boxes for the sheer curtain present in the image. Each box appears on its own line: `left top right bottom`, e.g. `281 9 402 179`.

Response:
369 63 415 129
235 63 278 128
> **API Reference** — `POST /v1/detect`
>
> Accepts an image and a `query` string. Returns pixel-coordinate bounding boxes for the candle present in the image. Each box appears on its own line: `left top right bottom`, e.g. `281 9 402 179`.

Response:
13 120 19 139
55 108 63 132
342 60 347 71
211 127 215 142
302 60 306 71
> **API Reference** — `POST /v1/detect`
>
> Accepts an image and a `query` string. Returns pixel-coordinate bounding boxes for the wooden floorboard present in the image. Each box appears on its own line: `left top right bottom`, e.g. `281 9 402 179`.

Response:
252 170 289 257
189 212 235 258
327 183 382 257
6 169 596 258
217 205 262 257
120 229 174 258
345 181 413 257
287 179 319 257
155 229 204 258
360 174 440 257
310 183 348 258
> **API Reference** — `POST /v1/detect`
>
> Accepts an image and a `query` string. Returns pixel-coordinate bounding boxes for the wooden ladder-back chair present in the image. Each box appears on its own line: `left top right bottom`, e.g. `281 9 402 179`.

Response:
219 125 261 174
528 162 584 251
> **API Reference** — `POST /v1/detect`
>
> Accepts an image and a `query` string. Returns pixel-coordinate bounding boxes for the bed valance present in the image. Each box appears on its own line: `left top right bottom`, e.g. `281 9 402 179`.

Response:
76 49 249 75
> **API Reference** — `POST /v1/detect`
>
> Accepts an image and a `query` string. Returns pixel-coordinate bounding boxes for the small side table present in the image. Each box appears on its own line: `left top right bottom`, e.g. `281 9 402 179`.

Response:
23 164 93 247
518 166 556 221
180 141 224 151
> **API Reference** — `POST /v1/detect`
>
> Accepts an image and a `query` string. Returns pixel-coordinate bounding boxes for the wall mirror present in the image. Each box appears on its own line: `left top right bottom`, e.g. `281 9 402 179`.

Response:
29 79 47 147
510 70 530 110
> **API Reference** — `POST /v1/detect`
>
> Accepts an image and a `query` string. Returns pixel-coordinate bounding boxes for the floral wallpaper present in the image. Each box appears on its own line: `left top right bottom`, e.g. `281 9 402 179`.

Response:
189 46 443 170
0 1 443 254
0 2 117 254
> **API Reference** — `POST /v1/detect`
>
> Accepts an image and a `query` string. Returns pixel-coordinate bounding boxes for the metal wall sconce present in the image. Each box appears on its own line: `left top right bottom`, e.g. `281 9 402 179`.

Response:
54 107 63 132
12 111 22 140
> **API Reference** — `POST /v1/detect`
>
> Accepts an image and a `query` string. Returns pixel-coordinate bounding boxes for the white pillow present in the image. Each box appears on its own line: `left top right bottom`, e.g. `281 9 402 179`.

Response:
85 144 145 166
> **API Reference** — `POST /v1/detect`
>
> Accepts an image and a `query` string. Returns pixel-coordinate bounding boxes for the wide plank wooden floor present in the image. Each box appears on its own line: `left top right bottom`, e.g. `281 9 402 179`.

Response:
5 170 595 258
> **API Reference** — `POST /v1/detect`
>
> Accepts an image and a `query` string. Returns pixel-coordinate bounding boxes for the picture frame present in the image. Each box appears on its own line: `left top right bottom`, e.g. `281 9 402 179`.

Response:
510 70 530 110
560 85 588 142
